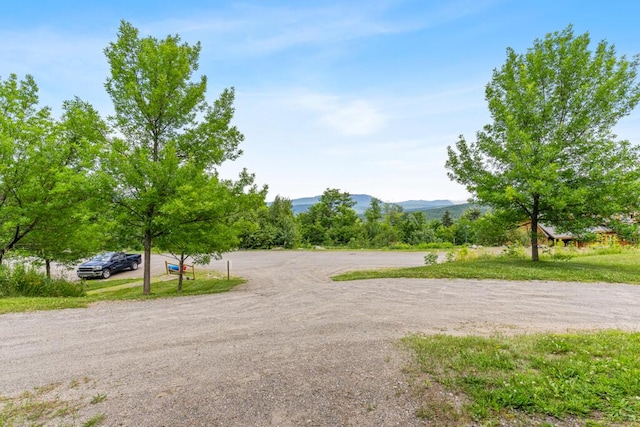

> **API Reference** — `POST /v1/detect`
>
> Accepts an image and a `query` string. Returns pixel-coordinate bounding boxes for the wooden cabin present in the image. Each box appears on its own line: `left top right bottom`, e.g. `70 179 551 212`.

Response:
520 222 618 247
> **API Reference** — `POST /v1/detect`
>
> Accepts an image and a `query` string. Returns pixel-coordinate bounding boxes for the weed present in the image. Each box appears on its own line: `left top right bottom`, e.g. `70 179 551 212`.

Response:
83 413 106 427
0 380 107 427
90 393 107 404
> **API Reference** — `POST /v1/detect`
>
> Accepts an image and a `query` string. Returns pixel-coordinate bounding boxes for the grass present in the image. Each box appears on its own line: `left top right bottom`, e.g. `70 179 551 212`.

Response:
0 273 245 314
403 330 640 425
0 380 107 427
332 249 640 284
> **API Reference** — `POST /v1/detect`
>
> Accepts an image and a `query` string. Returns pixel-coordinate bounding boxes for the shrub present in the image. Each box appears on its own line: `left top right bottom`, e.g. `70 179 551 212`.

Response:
500 242 526 259
456 246 477 261
423 252 438 266
0 265 85 298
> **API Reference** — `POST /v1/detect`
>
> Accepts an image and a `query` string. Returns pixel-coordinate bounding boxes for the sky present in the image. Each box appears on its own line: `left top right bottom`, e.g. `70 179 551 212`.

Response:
2 1 640 203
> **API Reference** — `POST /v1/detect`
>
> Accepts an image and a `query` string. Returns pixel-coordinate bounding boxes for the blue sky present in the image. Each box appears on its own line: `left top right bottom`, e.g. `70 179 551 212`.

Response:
2 1 640 202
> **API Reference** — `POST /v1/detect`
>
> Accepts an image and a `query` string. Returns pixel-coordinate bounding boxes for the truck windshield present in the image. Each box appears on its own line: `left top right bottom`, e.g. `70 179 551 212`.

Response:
91 253 113 262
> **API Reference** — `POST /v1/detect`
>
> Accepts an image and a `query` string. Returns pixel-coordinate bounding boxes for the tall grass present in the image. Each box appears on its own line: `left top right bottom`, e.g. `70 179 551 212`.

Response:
0 265 85 297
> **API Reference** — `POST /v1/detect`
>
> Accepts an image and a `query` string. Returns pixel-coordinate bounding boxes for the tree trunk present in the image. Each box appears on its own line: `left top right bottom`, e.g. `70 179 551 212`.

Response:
530 196 540 262
143 231 152 295
177 253 184 293
45 259 51 278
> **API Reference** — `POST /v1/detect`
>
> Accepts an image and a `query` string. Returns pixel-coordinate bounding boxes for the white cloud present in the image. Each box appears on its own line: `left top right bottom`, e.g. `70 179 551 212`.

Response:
320 100 386 136
278 91 387 136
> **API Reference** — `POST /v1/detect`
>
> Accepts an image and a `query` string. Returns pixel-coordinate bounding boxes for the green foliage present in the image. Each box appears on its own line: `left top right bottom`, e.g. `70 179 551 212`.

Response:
414 203 488 221
267 196 300 248
403 331 640 424
441 209 453 227
299 188 363 246
0 265 85 297
103 21 259 294
0 75 106 266
238 196 301 249
0 273 244 313
333 248 640 283
500 242 527 259
423 252 438 265
415 242 455 249
446 25 640 261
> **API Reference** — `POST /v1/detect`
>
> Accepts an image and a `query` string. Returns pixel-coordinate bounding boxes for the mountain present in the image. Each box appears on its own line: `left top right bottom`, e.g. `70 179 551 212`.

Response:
284 194 458 215
397 199 454 211
414 203 489 220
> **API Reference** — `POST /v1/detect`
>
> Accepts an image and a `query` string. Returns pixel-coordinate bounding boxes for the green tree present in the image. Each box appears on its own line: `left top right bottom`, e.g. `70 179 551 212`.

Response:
0 75 105 268
236 206 275 249
16 99 111 276
363 197 383 245
103 21 249 293
268 196 300 248
446 25 640 261
156 171 264 291
400 211 436 245
299 189 361 246
441 210 453 228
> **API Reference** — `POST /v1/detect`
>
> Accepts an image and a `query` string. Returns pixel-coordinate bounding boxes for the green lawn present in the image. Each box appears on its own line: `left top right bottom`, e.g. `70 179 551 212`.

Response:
404 330 640 425
334 249 640 424
0 275 245 314
333 251 640 284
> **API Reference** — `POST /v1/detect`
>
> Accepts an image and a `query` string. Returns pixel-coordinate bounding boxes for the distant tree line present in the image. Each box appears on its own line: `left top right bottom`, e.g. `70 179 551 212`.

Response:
237 188 529 250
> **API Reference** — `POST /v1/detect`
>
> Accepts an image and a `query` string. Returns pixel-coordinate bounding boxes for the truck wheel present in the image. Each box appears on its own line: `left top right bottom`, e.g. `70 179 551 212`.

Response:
101 268 111 279
130 261 138 271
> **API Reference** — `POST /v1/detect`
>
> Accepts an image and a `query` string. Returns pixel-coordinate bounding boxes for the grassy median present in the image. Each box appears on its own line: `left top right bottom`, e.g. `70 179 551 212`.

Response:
0 274 245 314
333 247 640 284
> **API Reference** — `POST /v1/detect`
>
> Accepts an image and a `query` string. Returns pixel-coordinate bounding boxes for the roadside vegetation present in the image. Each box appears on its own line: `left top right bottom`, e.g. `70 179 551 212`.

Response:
333 246 640 285
0 378 107 427
0 270 244 315
403 330 640 426
334 244 640 425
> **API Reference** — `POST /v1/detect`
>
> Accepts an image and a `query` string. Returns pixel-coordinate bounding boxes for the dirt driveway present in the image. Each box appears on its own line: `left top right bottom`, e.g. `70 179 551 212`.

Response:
1 250 640 426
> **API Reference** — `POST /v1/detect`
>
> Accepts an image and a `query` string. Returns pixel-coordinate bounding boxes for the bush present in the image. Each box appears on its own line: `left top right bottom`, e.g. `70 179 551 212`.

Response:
500 242 526 259
0 265 85 298
423 252 438 266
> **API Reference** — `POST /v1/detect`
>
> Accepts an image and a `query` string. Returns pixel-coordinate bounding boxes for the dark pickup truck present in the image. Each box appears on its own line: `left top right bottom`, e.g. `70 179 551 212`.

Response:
76 252 142 279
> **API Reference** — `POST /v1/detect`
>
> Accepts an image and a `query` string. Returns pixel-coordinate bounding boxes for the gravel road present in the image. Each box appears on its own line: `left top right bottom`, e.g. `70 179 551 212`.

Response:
1 250 640 426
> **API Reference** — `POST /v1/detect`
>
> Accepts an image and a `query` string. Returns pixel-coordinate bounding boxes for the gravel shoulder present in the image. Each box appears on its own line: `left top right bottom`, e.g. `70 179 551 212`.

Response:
1 250 640 426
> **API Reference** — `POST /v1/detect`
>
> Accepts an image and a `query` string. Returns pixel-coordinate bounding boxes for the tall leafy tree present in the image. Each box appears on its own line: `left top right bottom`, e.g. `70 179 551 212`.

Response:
0 75 104 267
267 195 300 248
363 197 383 244
16 98 110 276
441 210 453 228
103 21 250 293
155 171 264 291
299 189 361 246
446 25 640 260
